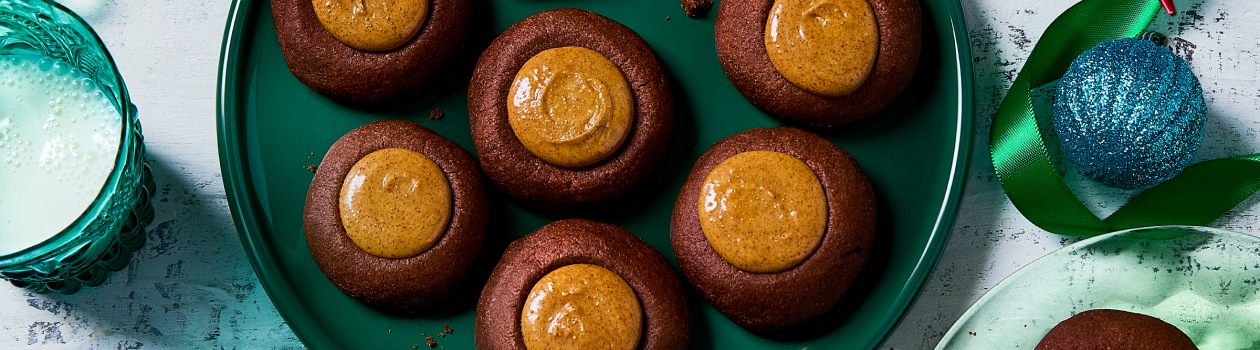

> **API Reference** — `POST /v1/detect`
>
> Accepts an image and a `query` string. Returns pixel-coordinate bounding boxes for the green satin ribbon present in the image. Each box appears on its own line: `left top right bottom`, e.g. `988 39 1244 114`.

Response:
990 0 1260 237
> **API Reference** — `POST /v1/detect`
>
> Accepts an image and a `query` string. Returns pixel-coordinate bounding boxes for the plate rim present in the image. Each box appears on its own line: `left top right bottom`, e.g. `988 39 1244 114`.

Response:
214 0 976 348
870 2 976 347
215 0 342 347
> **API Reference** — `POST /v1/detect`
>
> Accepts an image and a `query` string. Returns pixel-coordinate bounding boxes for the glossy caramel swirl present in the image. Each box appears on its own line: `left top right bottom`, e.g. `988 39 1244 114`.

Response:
764 0 879 97
698 151 827 273
339 148 451 258
507 46 634 168
520 264 642 350
313 0 428 51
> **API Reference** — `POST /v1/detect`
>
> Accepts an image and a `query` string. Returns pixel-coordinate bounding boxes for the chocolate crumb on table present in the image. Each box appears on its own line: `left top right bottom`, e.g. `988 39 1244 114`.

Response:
426 336 437 348
304 164 317 173
682 0 713 18
428 108 444 120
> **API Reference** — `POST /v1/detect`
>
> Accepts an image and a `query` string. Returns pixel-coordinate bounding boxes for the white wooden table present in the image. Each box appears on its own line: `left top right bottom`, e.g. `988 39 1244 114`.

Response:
3 0 1257 348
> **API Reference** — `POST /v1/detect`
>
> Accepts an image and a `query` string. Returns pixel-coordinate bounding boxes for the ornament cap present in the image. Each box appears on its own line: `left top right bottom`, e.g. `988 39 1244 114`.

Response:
1137 31 1167 46
1159 0 1177 15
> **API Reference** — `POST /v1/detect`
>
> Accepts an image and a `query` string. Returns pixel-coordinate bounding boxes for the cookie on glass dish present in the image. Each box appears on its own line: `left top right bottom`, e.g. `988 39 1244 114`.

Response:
1036 309 1198 350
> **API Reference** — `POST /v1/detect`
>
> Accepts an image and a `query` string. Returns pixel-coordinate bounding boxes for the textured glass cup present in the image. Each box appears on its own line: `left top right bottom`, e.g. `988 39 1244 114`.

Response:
0 0 153 294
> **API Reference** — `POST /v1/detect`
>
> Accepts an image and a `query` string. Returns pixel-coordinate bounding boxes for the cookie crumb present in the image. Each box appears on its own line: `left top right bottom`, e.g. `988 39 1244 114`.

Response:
429 108 445 120
426 336 437 348
437 323 453 337
969 331 977 336
665 16 671 21
682 0 713 18
412 344 418 350
307 152 314 159
304 164 317 173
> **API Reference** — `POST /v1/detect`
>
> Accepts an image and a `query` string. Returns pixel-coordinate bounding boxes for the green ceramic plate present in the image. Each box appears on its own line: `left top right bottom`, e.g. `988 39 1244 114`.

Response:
937 226 1260 349
216 0 974 348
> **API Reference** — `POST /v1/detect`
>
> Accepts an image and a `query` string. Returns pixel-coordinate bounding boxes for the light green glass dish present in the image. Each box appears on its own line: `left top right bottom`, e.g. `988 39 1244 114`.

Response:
0 0 154 294
938 226 1260 349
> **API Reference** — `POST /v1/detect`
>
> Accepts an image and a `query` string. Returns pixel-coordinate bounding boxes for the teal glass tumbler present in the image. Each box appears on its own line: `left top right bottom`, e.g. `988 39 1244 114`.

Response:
0 0 154 294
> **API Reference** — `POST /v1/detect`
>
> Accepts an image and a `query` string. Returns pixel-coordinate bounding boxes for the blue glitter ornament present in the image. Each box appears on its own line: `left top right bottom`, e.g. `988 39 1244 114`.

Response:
1053 38 1207 190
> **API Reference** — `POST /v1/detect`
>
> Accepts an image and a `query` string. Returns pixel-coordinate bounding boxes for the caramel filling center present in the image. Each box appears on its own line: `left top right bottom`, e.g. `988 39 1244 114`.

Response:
521 264 642 350
313 0 429 51
764 0 879 97
508 46 634 168
339 148 451 259
698 151 827 273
